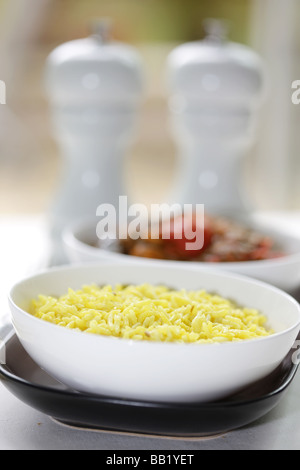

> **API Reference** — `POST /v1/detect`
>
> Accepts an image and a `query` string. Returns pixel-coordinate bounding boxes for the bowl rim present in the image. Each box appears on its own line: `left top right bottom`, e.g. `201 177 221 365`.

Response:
8 261 300 351
62 217 300 268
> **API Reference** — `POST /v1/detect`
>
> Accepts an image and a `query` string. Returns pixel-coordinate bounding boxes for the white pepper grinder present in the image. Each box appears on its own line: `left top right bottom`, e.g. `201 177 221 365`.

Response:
166 19 265 216
45 19 144 240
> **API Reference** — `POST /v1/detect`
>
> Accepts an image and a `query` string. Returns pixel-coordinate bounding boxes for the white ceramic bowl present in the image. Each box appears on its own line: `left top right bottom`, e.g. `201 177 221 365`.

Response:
8 262 300 403
62 217 300 293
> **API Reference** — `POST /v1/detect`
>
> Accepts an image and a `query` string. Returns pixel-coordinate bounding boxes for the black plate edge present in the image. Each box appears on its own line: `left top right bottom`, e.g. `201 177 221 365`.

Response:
1 328 300 438
0 332 299 411
0 363 298 411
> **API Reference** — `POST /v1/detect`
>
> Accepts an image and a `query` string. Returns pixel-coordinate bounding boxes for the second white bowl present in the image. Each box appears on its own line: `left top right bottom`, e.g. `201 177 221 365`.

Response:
62 217 300 293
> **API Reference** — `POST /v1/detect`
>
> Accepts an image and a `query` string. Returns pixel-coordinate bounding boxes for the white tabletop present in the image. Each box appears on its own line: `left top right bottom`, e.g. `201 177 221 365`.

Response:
1 212 300 450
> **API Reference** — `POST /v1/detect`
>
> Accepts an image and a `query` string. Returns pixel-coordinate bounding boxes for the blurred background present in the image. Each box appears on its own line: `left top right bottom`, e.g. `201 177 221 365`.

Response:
0 0 299 216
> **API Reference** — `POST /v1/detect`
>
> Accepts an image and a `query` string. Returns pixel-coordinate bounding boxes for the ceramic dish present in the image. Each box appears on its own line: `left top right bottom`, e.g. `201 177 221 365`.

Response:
8 262 300 403
0 330 299 438
62 217 300 292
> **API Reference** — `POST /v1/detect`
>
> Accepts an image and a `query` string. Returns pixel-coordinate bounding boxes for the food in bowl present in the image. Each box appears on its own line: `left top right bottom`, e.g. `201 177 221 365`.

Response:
9 263 300 402
29 283 273 343
62 215 300 292
120 213 285 262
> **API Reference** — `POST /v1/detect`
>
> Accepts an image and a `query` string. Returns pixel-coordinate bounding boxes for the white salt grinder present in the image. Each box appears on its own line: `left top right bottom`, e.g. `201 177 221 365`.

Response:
166 19 265 216
45 19 144 240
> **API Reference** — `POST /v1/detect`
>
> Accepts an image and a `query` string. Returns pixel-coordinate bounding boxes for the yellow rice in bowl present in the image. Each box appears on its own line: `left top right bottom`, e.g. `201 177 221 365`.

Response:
28 283 273 344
